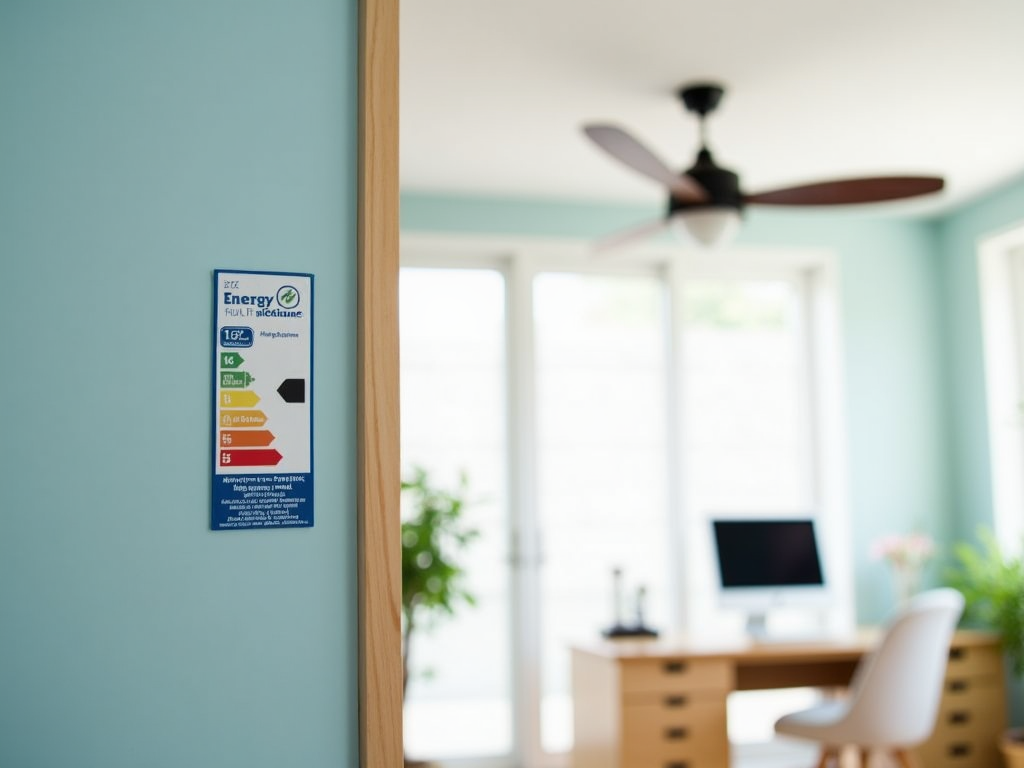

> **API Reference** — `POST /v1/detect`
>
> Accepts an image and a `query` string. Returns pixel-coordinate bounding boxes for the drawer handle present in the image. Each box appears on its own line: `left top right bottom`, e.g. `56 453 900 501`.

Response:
664 726 688 741
949 711 970 725
664 695 689 708
948 680 968 693
949 647 965 661
665 762 688 768
948 743 972 757
663 661 688 674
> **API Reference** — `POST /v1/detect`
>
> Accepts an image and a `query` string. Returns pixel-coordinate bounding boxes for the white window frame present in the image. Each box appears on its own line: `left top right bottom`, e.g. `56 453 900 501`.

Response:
666 252 853 640
978 220 1024 551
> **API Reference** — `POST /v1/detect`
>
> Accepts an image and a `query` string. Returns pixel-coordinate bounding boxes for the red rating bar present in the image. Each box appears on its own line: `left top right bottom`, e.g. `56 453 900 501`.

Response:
218 448 283 467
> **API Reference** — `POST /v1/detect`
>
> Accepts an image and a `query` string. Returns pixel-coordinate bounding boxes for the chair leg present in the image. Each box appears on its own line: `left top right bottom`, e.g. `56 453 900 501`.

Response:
841 745 864 768
816 747 840 768
892 749 917 768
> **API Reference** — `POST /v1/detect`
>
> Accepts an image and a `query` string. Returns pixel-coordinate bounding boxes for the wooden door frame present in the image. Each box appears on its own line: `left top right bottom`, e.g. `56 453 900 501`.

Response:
358 0 402 765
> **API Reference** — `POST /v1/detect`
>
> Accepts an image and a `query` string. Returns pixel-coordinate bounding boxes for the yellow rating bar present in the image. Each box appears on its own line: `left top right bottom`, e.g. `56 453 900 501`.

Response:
220 410 267 428
219 390 260 408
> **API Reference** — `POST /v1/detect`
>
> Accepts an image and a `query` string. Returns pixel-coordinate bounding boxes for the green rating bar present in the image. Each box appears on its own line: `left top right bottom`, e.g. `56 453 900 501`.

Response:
221 371 255 388
220 352 245 369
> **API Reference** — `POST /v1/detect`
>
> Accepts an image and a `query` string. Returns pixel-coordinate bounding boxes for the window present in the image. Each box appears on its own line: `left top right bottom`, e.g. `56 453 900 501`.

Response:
681 277 817 638
978 223 1024 550
533 272 670 753
399 238 851 768
400 267 513 761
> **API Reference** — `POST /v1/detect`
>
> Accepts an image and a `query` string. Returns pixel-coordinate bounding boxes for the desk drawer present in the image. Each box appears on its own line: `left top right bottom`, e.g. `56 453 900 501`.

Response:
622 697 727 742
946 642 1003 679
621 658 731 696
914 730 1002 768
942 674 1004 704
621 696 728 768
620 732 729 768
620 745 729 768
933 685 1006 736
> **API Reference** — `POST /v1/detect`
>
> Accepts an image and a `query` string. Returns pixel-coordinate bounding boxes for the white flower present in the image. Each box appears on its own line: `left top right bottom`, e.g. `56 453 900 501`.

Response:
870 532 935 568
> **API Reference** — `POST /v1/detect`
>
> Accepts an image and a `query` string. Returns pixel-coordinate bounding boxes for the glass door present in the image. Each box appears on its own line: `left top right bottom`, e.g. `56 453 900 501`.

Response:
530 271 671 760
398 249 849 768
400 267 516 765
676 275 823 750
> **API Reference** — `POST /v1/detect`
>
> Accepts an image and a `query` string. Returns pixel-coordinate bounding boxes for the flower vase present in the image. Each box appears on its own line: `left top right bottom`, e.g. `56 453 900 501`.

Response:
891 562 920 611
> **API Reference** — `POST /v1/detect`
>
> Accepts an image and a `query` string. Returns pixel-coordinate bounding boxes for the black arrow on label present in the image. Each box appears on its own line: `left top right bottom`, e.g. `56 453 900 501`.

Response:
277 378 306 403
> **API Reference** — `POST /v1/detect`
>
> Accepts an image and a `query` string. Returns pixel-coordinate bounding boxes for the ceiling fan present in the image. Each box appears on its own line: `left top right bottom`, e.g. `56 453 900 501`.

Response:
583 82 945 248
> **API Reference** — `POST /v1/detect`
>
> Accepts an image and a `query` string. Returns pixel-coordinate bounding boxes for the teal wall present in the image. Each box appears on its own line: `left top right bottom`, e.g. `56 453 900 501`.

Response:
0 3 359 767
401 192 952 623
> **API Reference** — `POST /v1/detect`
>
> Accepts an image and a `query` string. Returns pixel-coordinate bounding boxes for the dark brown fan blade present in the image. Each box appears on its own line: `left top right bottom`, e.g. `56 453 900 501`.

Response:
583 124 709 203
745 176 944 206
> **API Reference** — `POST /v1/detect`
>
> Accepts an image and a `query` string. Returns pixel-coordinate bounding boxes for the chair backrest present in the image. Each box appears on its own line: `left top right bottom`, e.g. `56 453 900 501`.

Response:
842 587 965 747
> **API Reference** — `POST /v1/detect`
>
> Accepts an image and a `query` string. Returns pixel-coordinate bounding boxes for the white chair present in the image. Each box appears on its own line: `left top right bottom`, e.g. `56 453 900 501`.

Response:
774 587 965 768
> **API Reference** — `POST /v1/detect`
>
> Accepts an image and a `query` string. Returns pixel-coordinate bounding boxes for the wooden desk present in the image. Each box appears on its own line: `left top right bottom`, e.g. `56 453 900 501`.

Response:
571 630 1005 768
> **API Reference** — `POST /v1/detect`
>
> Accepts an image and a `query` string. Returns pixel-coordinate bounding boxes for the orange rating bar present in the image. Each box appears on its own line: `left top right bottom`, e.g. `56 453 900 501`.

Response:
219 410 267 428
219 429 275 447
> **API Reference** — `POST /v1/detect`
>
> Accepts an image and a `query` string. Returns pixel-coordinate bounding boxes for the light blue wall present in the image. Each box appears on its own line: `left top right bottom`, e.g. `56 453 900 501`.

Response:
0 3 359 767
402 192 950 623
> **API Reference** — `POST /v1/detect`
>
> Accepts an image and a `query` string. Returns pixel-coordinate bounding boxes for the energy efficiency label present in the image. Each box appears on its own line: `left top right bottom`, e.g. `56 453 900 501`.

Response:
211 269 313 530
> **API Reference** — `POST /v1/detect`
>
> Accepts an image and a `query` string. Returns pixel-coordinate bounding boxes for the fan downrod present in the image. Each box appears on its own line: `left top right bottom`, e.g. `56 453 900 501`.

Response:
679 83 724 117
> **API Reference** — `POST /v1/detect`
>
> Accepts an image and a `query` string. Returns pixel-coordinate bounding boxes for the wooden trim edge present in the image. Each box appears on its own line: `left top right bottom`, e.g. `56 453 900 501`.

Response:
358 0 402 765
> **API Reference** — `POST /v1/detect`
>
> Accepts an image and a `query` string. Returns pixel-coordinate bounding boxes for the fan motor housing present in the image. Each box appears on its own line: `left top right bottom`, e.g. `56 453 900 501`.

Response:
668 149 745 215
680 84 724 117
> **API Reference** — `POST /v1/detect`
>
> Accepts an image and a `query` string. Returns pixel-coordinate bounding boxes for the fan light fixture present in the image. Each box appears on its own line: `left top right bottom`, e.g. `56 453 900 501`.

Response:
671 208 741 247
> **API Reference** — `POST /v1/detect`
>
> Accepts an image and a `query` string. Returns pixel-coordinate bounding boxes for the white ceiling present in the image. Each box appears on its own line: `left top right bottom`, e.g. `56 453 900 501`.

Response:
400 0 1024 217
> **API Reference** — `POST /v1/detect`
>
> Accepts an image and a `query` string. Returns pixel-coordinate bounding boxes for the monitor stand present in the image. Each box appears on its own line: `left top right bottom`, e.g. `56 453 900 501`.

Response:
743 611 836 645
745 612 769 641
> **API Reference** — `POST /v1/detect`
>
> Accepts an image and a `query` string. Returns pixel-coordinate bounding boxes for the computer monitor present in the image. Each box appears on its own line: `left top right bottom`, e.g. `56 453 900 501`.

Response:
711 517 828 639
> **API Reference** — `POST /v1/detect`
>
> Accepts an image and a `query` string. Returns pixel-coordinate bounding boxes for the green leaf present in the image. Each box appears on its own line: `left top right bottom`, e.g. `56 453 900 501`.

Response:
400 465 479 633
946 527 1024 676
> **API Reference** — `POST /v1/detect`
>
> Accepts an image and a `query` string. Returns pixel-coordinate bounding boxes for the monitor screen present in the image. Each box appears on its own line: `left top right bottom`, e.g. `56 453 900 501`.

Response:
712 518 825 589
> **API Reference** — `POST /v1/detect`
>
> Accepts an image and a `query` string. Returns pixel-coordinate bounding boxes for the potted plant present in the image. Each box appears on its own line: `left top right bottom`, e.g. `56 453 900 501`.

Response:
400 466 479 767
946 528 1024 767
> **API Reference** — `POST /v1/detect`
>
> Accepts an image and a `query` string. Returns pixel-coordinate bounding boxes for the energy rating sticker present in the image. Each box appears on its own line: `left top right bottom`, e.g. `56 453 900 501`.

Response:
211 269 313 531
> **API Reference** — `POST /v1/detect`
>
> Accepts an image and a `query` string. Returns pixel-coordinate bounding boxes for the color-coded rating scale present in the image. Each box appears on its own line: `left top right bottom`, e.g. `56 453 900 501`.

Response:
218 350 279 467
216 355 307 468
